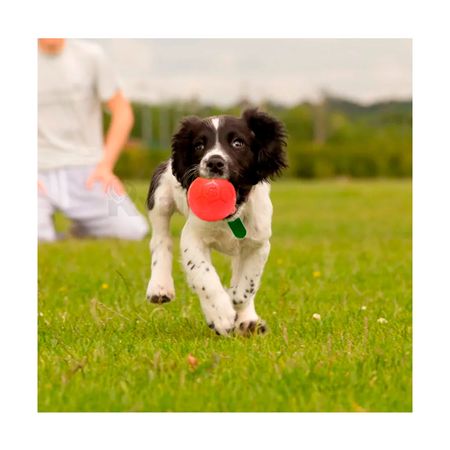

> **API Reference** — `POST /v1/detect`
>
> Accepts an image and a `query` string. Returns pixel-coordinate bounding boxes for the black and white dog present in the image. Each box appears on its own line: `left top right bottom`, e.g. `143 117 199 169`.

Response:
146 108 287 336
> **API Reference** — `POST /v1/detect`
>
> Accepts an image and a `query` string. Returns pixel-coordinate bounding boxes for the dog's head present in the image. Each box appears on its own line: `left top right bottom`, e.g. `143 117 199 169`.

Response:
171 108 287 200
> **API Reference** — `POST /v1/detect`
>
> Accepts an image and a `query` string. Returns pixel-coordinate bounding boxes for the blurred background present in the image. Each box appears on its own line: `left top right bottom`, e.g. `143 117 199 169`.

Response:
94 38 412 180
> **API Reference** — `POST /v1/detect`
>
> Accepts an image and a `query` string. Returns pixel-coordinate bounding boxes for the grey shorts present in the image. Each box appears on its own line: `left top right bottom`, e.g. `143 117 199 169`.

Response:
38 165 149 242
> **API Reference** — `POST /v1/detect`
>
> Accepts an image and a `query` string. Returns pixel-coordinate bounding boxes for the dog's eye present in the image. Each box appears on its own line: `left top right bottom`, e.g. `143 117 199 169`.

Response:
194 143 204 152
231 138 244 149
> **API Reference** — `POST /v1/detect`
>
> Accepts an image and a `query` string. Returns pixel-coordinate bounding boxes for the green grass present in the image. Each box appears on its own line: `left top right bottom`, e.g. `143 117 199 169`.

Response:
38 179 412 412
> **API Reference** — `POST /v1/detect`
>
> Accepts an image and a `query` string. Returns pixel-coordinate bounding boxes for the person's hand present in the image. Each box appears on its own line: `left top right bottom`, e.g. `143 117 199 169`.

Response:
38 179 47 195
86 162 125 195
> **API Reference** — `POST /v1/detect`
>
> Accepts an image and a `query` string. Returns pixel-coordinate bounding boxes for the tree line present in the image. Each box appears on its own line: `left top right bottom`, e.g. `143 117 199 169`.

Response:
107 95 412 179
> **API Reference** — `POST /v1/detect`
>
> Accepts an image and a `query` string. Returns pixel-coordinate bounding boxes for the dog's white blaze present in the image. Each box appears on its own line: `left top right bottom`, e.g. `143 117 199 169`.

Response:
210 117 221 149
199 116 229 176
211 117 220 130
203 148 228 161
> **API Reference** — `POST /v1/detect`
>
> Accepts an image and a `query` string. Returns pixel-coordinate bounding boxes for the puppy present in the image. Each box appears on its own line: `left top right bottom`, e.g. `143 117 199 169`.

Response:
146 108 287 336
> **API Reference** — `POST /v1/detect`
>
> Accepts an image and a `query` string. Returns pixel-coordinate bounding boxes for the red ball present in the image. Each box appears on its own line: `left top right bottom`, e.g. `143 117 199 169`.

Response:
187 177 236 222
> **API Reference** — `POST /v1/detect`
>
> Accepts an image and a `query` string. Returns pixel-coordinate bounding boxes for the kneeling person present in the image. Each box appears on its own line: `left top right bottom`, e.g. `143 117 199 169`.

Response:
38 38 148 241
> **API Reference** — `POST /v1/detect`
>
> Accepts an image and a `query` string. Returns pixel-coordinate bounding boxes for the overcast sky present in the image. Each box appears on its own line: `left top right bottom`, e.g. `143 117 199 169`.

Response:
93 39 412 106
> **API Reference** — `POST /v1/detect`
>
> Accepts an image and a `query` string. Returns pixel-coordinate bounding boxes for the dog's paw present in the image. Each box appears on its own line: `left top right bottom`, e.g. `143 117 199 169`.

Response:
148 294 172 304
235 307 267 336
205 301 238 336
146 278 175 304
207 321 234 336
236 318 267 336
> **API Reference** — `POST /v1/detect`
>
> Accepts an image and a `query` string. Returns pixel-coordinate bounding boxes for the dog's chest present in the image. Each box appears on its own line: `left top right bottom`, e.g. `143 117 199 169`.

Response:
191 214 269 256
202 222 241 255
171 176 272 255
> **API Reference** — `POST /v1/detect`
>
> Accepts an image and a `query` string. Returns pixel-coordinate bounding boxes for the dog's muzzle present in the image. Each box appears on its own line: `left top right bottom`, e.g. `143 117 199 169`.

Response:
203 155 226 177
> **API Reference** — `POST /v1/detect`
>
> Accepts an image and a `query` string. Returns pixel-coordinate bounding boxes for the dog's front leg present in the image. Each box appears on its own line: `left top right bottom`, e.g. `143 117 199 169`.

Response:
181 225 237 336
230 241 270 335
146 193 175 304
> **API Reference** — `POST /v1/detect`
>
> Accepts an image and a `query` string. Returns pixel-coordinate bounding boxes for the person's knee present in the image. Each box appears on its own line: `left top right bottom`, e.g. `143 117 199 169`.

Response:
38 228 57 242
38 218 57 242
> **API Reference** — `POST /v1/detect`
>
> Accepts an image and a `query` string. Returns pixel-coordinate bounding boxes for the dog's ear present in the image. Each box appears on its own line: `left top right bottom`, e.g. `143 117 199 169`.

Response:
171 116 202 188
243 108 288 181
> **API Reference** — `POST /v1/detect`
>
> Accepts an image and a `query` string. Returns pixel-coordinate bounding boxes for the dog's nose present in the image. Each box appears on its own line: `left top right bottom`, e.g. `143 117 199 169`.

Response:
206 155 225 173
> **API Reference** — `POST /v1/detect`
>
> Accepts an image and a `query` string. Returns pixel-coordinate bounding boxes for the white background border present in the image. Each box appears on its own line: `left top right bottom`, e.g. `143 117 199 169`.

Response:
1 0 449 449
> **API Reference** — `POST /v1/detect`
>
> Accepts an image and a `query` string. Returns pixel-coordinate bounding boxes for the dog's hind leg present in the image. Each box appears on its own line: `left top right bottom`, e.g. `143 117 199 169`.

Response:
146 162 176 304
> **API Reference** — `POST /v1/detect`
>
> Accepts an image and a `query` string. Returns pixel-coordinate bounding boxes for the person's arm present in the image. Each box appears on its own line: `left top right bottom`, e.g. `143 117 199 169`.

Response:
86 91 134 194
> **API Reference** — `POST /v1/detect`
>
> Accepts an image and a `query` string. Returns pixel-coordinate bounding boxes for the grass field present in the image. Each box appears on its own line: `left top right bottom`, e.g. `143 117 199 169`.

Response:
38 179 412 412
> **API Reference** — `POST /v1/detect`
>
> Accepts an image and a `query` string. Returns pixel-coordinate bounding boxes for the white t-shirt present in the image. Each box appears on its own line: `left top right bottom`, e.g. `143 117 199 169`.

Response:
38 40 119 170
